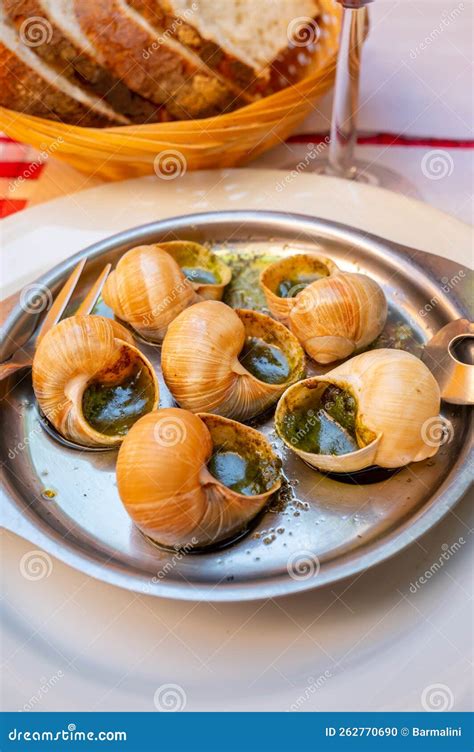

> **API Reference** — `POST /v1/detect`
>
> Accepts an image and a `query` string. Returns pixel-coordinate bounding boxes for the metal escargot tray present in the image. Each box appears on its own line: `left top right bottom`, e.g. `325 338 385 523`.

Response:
1 211 472 601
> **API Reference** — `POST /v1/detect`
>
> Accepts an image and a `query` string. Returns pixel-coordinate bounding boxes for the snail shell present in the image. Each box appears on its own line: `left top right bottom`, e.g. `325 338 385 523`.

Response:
32 315 159 447
161 300 306 421
116 408 281 549
260 253 340 325
275 348 446 472
161 240 232 300
288 272 388 364
102 242 231 342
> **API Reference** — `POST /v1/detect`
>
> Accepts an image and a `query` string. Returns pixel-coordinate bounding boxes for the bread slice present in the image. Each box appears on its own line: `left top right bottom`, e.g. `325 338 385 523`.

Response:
127 0 322 96
4 0 168 123
0 5 128 126
74 0 246 120
128 0 262 96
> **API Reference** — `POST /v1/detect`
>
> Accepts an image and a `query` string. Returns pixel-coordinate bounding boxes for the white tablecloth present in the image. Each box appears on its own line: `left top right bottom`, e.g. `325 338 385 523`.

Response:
305 0 473 139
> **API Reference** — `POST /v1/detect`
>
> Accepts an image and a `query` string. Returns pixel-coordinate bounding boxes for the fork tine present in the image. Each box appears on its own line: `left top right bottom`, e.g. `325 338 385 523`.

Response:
75 263 111 316
35 258 86 346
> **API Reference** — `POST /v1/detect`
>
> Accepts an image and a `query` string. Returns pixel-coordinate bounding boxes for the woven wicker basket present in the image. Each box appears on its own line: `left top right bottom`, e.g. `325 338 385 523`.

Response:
0 1 341 180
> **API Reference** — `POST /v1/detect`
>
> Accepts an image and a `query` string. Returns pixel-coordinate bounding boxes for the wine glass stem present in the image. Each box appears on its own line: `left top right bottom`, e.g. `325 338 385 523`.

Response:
327 4 369 178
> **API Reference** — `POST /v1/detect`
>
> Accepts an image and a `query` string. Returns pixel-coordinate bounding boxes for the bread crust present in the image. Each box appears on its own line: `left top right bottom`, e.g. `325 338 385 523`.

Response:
4 0 168 123
128 0 265 98
74 0 243 119
0 41 122 126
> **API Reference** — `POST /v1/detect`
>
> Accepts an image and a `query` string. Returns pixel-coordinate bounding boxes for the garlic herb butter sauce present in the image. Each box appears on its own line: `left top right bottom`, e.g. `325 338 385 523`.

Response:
181 266 220 285
223 251 278 310
238 337 291 384
276 273 323 298
368 308 424 357
281 386 359 456
207 451 271 495
82 365 155 436
207 444 280 496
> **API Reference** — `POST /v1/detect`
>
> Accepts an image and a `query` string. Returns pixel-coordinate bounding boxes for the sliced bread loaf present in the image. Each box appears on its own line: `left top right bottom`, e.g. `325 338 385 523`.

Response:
4 0 168 123
127 0 322 96
127 0 263 96
0 4 128 126
74 0 245 120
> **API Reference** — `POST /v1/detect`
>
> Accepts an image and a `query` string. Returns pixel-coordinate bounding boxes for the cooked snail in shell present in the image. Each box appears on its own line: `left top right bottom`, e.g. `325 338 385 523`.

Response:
32 315 159 447
161 300 306 421
288 272 388 364
260 253 340 325
162 240 232 300
116 408 281 549
102 241 231 342
275 348 447 472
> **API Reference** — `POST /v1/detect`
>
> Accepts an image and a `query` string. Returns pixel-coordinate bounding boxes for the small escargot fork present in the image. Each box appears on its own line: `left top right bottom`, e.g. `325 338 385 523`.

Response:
0 260 111 381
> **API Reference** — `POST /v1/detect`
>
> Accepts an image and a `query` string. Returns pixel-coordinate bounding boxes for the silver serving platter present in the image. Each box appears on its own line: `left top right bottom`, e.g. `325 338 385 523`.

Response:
1 211 472 601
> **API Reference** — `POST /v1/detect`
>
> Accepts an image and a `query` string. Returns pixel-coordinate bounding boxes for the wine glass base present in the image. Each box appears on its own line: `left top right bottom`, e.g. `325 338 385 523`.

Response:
306 158 422 199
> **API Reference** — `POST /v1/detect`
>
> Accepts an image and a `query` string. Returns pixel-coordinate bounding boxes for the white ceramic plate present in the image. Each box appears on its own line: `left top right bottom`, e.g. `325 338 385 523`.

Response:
1 170 472 713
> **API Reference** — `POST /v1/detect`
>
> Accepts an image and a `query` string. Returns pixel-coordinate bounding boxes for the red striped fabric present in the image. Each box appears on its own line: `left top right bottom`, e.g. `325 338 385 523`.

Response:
0 198 28 218
0 134 45 218
287 133 474 148
0 161 45 179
